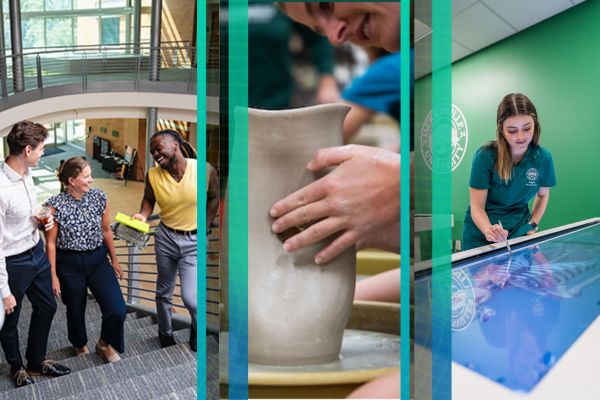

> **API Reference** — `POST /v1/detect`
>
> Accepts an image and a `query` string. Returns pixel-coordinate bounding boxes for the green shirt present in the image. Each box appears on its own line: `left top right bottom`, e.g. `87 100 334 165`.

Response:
248 3 335 109
463 143 556 250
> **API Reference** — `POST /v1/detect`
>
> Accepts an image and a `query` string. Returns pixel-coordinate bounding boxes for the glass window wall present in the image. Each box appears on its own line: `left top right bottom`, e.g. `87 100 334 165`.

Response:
2 0 143 50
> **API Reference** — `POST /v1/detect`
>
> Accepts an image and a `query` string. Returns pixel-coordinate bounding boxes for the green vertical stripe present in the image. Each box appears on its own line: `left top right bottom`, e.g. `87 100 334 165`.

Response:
196 0 206 397
431 0 452 398
400 1 411 399
228 0 249 398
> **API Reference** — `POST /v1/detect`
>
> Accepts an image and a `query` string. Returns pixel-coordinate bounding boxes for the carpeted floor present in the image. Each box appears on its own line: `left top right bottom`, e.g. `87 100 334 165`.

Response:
41 146 65 157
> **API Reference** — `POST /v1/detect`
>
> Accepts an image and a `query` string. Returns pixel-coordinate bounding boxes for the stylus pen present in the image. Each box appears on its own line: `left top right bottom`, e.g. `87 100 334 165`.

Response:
498 220 512 255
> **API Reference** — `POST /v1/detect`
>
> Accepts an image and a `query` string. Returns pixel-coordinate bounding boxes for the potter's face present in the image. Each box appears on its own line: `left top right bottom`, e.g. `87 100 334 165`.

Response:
281 2 400 52
150 135 178 169
69 165 93 193
502 115 535 156
25 142 45 167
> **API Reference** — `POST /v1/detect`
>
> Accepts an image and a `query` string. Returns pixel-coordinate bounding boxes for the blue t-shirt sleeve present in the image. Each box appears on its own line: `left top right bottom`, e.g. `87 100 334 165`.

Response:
341 53 400 118
469 148 494 189
540 149 557 187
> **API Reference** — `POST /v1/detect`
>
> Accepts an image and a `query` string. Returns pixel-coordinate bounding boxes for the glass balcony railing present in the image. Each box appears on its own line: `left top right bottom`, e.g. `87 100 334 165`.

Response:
0 42 196 104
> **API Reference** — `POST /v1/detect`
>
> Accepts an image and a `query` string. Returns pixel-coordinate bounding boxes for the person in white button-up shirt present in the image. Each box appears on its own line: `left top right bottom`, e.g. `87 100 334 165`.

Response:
0 121 70 387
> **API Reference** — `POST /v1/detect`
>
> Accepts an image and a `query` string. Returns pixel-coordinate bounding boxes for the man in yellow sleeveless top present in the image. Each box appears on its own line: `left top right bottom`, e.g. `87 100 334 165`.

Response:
132 130 197 351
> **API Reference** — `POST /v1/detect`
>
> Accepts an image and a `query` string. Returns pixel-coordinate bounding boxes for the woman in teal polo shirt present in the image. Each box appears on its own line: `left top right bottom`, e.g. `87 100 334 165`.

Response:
463 93 556 251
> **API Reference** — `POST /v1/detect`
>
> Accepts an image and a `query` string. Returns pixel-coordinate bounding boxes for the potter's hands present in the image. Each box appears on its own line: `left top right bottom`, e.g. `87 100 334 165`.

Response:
270 145 400 264
484 224 508 243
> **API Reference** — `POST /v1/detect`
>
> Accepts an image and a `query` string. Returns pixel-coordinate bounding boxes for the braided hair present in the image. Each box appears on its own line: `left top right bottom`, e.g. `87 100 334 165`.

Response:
150 129 197 159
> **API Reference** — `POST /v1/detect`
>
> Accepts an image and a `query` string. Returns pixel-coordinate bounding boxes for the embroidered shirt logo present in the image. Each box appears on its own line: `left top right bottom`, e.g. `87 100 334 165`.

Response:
421 104 468 173
526 168 539 186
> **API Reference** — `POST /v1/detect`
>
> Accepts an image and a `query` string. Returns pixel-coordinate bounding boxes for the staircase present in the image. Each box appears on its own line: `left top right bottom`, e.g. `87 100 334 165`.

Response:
0 296 205 400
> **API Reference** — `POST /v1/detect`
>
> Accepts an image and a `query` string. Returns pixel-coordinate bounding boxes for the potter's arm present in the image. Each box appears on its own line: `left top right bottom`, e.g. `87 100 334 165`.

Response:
354 267 400 303
347 370 400 399
357 220 400 254
271 145 400 264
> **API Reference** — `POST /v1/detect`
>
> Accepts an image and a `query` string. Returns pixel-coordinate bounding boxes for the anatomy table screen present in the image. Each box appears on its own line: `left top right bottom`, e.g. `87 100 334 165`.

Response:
415 223 600 392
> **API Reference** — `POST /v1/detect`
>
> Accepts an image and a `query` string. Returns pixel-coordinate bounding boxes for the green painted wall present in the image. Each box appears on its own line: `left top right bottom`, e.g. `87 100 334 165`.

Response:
415 0 600 250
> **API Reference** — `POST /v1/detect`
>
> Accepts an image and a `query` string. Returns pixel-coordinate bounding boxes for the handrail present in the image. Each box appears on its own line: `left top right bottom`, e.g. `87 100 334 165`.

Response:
0 40 191 53
0 42 196 104
114 215 173 307
114 213 220 332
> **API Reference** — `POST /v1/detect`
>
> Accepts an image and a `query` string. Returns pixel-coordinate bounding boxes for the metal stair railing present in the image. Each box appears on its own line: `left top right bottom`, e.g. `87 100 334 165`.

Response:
206 217 220 333
112 212 220 333
114 215 189 310
0 41 196 99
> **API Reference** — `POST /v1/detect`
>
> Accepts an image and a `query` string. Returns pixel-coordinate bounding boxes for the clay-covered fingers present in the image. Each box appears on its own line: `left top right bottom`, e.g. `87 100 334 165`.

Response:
306 145 359 172
281 217 344 255
270 179 325 219
313 229 358 265
271 200 330 234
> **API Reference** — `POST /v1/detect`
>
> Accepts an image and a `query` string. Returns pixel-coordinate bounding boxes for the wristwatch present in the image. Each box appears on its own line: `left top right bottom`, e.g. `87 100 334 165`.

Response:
528 221 539 232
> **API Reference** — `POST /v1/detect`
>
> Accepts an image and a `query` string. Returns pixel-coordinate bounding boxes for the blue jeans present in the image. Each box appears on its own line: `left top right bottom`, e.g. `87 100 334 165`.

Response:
154 223 197 336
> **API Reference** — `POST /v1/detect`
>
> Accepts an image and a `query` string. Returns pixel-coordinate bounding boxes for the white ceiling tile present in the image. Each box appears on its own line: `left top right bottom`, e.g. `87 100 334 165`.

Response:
453 0 480 16
484 0 573 31
414 56 432 80
452 41 472 62
414 33 431 64
415 18 432 42
453 3 516 52
414 2 432 30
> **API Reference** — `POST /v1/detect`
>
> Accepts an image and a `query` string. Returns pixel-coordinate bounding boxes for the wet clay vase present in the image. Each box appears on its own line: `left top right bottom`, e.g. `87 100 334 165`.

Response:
248 104 356 366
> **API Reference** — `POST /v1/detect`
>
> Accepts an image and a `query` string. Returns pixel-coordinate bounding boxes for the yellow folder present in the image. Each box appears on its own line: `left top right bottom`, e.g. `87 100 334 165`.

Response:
115 212 150 233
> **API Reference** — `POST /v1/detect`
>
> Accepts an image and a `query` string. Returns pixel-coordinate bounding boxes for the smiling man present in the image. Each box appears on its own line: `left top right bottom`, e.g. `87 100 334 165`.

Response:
268 5 403 397
280 2 400 51
133 130 198 352
269 3 402 265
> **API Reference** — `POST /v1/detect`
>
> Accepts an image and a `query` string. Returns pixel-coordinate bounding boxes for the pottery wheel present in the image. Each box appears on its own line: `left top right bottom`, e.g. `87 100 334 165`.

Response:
220 329 400 386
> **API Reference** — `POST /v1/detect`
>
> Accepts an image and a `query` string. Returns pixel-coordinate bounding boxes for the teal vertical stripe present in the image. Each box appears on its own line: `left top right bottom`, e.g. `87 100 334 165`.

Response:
197 0 207 397
431 0 452 398
400 1 411 399
228 0 249 398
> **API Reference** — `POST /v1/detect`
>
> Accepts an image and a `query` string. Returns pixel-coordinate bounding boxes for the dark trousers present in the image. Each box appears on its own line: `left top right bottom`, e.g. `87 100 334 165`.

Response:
57 245 126 353
0 240 57 370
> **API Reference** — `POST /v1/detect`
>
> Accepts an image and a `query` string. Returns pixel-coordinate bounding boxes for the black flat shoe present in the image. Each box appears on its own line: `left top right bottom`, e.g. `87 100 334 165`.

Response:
189 328 197 352
11 367 34 388
28 360 71 378
159 332 176 348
